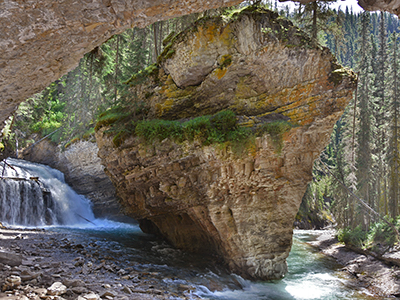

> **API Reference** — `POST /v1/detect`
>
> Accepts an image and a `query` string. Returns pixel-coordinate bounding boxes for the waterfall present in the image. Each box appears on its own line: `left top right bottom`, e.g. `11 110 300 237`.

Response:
0 158 95 227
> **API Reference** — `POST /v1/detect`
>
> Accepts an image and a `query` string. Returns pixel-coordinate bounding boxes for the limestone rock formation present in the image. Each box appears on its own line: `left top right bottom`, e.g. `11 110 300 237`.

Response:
1 0 400 137
21 140 126 221
357 0 400 16
0 0 242 131
96 8 356 280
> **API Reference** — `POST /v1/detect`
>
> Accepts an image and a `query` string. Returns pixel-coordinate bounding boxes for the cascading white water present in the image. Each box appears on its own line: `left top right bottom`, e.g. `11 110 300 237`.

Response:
0 158 95 227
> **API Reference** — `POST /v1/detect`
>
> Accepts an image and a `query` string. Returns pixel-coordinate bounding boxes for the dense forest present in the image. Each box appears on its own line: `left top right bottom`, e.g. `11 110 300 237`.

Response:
2 0 400 251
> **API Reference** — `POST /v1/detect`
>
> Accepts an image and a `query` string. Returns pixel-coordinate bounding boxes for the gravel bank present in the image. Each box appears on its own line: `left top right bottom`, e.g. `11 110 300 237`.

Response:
0 227 198 300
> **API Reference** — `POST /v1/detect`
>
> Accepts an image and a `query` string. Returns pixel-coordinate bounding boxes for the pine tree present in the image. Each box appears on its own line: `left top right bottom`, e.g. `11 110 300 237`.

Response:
355 12 374 228
388 32 400 219
372 12 388 216
294 0 336 43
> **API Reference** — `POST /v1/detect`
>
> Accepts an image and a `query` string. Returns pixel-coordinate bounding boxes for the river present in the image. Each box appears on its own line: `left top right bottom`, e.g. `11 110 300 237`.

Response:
0 159 383 299
57 225 378 300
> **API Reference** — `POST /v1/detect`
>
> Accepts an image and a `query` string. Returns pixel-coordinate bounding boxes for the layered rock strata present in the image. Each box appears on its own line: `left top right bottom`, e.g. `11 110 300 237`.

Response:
21 140 126 221
96 8 356 280
0 0 242 131
2 0 400 135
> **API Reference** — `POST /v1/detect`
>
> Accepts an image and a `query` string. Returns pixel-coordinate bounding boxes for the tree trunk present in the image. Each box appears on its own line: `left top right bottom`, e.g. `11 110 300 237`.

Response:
312 1 318 42
113 35 120 103
153 22 159 61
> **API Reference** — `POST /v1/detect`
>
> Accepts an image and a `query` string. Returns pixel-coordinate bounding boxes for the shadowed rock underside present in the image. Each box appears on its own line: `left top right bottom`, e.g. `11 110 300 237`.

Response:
0 0 241 131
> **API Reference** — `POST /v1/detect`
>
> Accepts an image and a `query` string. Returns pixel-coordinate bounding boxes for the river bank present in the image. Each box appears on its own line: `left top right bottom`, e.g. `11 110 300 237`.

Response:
308 229 400 298
0 226 199 300
1 226 395 300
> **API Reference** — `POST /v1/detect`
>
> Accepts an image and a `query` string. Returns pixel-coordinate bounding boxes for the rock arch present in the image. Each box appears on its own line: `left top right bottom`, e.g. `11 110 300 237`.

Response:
0 0 242 129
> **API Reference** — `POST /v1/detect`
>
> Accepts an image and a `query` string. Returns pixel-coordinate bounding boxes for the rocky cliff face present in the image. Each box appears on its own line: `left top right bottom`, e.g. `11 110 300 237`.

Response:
0 0 242 132
21 140 127 221
0 0 398 135
96 8 356 280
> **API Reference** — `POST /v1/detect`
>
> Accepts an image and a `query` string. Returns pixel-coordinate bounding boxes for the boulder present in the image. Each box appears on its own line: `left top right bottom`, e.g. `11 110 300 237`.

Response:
47 282 67 296
0 250 22 267
96 8 356 280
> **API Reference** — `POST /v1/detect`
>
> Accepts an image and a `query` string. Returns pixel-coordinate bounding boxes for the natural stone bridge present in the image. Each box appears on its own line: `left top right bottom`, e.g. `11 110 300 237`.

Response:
0 0 399 130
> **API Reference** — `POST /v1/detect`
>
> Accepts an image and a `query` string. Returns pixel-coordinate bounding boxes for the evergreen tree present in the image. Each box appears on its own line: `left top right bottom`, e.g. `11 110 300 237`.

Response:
294 0 337 43
355 12 374 228
387 32 400 219
372 12 388 216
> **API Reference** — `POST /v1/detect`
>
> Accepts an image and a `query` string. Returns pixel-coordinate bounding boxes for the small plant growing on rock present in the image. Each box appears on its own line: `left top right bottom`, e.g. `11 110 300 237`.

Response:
257 120 293 153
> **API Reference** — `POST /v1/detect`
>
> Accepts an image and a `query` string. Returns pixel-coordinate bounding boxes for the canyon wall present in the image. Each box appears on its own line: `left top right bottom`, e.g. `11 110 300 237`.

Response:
95 8 357 280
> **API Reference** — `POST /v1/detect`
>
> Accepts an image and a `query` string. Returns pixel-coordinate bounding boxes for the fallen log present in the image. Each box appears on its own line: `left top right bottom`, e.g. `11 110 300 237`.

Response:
345 244 400 268
0 177 50 193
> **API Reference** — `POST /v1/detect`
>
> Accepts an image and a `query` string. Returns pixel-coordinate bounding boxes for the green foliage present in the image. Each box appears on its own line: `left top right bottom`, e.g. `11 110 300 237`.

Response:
82 127 95 139
181 116 212 143
136 119 183 143
366 218 398 249
135 110 246 146
100 109 254 156
162 31 177 47
125 63 159 86
112 129 132 148
337 218 400 253
95 109 131 131
257 120 292 152
337 225 368 248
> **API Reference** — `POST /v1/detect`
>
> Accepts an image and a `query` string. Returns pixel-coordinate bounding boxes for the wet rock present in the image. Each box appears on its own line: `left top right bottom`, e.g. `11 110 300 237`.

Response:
20 270 41 282
34 288 47 298
21 257 36 267
131 275 140 283
78 292 100 300
0 250 23 266
15 234 23 240
71 286 88 294
2 275 21 291
74 257 85 267
103 264 115 272
47 282 67 296
101 290 118 298
117 269 127 276
122 286 132 294
63 279 85 288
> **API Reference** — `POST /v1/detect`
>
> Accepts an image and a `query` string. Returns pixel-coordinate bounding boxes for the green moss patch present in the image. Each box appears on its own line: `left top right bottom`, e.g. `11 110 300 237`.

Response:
256 120 293 153
135 110 248 145
218 54 232 70
95 110 131 131
125 63 160 87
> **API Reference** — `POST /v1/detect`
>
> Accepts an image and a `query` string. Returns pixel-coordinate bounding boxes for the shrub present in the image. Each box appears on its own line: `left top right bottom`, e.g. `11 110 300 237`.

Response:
82 127 95 139
182 116 212 143
257 120 292 153
135 119 183 143
337 226 367 248
95 110 131 131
